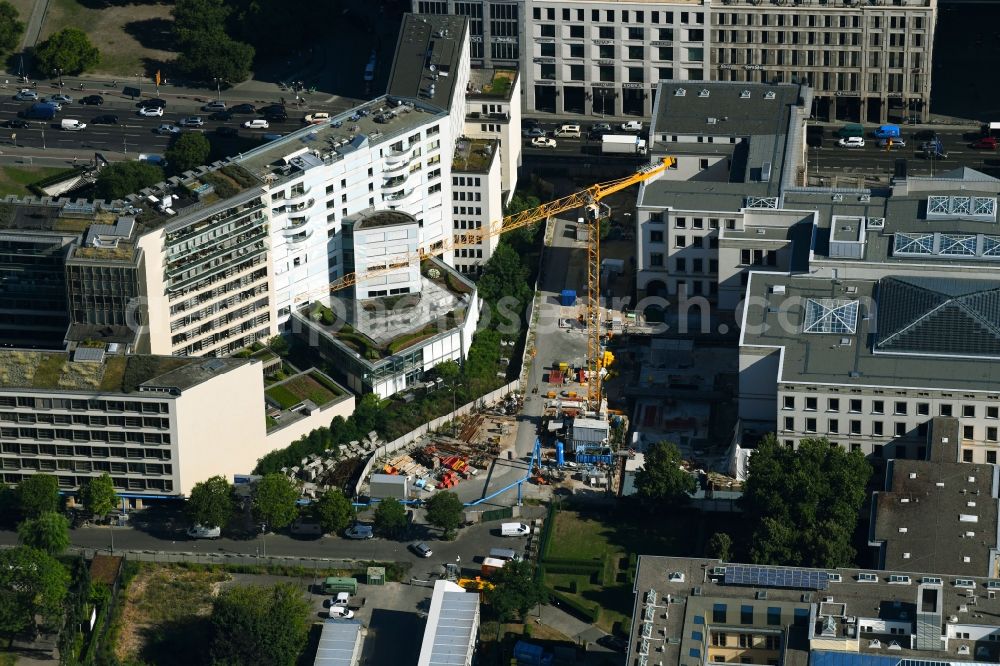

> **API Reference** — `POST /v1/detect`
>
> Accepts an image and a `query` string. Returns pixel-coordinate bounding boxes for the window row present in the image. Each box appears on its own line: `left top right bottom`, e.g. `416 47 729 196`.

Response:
784 395 997 419
783 416 1000 443
2 458 172 476
0 396 169 414
532 8 703 26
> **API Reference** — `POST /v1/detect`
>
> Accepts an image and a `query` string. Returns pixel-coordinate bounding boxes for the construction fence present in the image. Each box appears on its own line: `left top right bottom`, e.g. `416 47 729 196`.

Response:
353 379 522 497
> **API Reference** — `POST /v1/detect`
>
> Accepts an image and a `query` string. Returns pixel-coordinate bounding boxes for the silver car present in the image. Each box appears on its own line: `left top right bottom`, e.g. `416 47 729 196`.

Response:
179 116 204 127
410 541 433 558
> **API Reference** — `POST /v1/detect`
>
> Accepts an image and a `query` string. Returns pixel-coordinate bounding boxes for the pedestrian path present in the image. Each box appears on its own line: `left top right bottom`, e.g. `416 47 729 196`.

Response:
534 602 610 645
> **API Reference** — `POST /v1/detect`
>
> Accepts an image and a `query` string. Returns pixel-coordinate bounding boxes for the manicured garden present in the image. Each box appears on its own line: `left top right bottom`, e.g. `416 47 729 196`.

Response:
264 371 343 409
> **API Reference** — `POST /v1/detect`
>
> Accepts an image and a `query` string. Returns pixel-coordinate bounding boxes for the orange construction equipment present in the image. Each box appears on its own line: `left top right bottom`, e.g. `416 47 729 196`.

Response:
294 159 676 411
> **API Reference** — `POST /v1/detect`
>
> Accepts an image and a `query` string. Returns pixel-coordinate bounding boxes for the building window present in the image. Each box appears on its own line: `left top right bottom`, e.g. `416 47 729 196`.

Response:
767 608 781 626
874 444 885 458
650 253 664 267
675 217 687 228
964 425 975 440
739 634 751 648
940 404 953 417
989 406 999 419
894 401 907 415
872 400 884 415
916 402 929 416
713 632 728 647
806 418 817 433
675 257 686 272
741 605 753 624
989 451 997 464
599 26 614 39
895 422 907 437
828 419 839 434
964 405 976 418
827 398 839 412
676 236 687 248
713 604 727 624
699 158 709 170
964 449 974 462
850 420 861 435
873 421 884 436
988 427 998 442
805 397 817 411
784 417 794 431
849 399 862 413
650 231 664 243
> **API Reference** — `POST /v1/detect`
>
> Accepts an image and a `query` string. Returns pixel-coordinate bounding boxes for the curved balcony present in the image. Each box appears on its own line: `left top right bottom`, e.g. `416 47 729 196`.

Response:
385 148 413 165
384 187 419 206
382 172 411 193
383 156 412 173
285 216 309 230
285 229 314 246
285 186 312 205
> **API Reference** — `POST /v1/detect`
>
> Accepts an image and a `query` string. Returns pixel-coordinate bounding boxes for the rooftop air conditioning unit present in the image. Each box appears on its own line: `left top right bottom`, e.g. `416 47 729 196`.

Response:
764 91 776 99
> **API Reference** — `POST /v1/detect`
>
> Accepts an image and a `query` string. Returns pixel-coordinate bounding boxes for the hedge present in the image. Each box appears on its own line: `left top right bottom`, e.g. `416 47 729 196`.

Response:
538 503 557 560
543 556 602 566
542 562 603 577
548 587 599 623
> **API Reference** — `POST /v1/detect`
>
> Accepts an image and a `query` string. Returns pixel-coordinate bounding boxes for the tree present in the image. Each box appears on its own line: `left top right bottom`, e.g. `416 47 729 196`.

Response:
94 161 164 200
484 560 546 622
634 441 696 507
424 491 464 539
165 132 211 174
0 546 69 637
373 497 407 538
310 489 353 535
17 512 70 556
268 335 290 357
0 2 25 54
209 583 309 666
253 474 299 531
17 475 59 519
741 436 872 568
33 28 100 75
187 476 234 529
79 473 117 519
171 0 256 85
476 242 531 306
503 192 542 245
707 532 732 562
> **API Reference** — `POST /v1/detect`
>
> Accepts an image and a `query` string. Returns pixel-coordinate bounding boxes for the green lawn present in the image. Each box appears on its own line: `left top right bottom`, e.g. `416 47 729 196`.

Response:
543 507 735 634
0 166 71 197
265 372 342 410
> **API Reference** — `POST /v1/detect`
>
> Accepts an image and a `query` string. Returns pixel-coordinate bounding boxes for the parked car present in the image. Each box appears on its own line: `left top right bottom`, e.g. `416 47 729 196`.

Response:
344 524 374 540
242 118 269 129
410 542 433 558
522 127 546 138
91 114 119 125
49 94 72 104
209 111 232 121
620 120 643 132
139 106 164 117
155 123 181 134
304 112 330 124
14 89 37 101
187 524 221 539
2 119 29 128
178 116 204 127
215 126 238 137
530 136 556 148
138 98 167 109
328 605 355 619
972 137 998 150
878 138 906 149
597 635 628 653
837 136 865 148
230 103 256 114
80 95 104 106
202 101 227 112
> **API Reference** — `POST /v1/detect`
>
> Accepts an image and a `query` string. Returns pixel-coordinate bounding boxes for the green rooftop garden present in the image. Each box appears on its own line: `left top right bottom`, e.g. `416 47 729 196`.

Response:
479 70 515 97
452 139 496 173
265 370 345 410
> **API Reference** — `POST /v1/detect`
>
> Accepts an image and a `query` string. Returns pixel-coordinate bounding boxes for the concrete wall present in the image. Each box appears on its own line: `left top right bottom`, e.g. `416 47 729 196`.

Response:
264 394 357 454
174 360 268 494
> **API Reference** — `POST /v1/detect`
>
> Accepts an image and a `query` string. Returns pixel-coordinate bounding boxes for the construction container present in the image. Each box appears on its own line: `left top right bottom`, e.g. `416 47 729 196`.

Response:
322 577 358 594
514 641 553 666
370 474 408 500
560 290 577 306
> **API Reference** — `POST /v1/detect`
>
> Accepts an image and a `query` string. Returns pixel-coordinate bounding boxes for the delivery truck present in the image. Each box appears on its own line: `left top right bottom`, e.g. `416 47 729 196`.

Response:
481 557 507 575
602 134 647 155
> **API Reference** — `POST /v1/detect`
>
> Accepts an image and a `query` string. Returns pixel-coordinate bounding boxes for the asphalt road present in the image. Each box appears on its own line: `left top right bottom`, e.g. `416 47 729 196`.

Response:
0 90 357 157
519 119 997 177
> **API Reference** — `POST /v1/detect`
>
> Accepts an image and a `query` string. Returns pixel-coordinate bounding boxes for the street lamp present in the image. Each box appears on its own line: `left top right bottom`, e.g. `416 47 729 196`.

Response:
213 77 224 102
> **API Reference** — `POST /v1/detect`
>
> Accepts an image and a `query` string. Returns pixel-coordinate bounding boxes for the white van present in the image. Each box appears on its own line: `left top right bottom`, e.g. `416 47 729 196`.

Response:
500 522 531 537
60 119 86 131
187 524 221 539
554 124 581 138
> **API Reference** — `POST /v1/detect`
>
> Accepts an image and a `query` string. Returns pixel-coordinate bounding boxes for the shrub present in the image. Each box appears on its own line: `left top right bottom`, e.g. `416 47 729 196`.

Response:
548 588 598 622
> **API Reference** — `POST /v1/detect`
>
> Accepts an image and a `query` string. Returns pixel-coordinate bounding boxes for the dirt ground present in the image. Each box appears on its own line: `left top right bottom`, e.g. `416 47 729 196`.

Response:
115 565 229 664
40 0 178 76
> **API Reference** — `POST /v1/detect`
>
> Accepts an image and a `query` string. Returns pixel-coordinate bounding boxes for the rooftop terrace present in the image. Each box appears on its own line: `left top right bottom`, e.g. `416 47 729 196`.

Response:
466 68 517 100
452 137 498 174
128 164 261 232
0 350 247 394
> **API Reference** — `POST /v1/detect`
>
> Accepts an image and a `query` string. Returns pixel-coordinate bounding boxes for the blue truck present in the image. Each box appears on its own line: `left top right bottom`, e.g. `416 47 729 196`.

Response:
20 103 57 120
873 124 901 139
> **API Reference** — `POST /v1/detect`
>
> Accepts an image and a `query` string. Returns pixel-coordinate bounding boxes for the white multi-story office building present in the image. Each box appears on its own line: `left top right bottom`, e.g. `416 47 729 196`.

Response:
421 0 937 122
452 137 504 274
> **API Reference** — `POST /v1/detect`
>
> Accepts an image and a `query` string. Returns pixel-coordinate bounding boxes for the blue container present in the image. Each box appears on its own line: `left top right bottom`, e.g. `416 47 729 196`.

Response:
560 290 577 306
556 441 565 467
514 641 553 666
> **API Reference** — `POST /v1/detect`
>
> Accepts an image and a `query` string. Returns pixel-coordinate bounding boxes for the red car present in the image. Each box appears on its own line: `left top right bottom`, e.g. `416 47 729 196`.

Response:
972 137 998 150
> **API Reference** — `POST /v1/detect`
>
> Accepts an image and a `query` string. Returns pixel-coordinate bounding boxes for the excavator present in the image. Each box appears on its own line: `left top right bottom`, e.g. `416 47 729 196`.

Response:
295 157 676 409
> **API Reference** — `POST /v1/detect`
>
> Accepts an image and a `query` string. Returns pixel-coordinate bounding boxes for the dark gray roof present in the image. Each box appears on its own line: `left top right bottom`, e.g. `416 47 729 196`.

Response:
872 459 999 577
651 81 803 139
741 273 1000 391
387 14 468 112
875 277 1000 358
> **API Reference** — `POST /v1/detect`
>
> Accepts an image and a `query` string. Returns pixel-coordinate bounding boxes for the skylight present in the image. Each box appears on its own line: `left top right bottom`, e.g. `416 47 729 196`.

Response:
803 299 859 334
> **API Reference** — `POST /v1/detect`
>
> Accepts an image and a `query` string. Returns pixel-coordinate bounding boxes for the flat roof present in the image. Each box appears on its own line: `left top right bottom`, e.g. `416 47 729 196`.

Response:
236 96 447 185
387 14 468 112
652 81 802 141
418 580 479 666
631 556 1000 666
453 137 498 174
314 619 363 666
740 273 1000 392
873 459 999 577
0 350 248 394
352 210 417 231
466 68 517 101
0 200 108 235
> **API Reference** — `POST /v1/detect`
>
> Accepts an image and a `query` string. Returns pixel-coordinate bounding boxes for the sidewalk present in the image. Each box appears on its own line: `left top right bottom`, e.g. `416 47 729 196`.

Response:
534 602 610 645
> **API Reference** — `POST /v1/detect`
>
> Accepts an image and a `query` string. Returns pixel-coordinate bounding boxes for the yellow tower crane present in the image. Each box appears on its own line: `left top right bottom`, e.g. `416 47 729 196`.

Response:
295 157 676 408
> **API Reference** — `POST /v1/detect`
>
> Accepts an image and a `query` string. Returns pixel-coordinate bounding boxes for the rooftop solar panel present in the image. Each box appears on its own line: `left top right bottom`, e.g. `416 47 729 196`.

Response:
724 564 829 591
